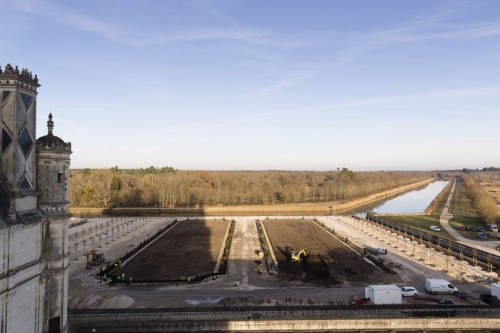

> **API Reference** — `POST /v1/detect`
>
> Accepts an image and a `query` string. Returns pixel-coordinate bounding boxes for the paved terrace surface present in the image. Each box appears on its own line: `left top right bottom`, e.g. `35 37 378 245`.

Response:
68 303 500 314
69 215 495 310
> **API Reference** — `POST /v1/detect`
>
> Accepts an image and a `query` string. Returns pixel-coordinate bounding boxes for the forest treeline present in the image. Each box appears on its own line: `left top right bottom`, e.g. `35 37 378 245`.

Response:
69 167 436 208
462 172 500 224
463 167 500 172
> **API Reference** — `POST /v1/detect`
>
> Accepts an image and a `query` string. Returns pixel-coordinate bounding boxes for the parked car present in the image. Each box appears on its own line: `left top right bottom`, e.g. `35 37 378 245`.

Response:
467 226 475 231
478 227 485 232
478 232 488 239
479 294 500 305
458 226 466 231
490 224 498 232
401 286 419 297
497 234 500 240
430 226 441 231
376 247 388 254
485 232 492 238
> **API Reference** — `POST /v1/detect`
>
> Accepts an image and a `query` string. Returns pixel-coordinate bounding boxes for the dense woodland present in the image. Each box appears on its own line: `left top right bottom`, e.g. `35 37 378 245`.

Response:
465 171 500 224
468 170 500 181
69 167 434 208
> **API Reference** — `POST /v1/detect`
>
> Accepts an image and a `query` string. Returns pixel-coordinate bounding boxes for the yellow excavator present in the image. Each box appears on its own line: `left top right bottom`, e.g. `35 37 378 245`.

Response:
291 249 308 262
85 250 105 269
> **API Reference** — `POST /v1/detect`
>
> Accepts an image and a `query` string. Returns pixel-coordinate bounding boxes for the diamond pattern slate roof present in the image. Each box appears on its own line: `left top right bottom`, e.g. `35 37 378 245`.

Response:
18 127 33 157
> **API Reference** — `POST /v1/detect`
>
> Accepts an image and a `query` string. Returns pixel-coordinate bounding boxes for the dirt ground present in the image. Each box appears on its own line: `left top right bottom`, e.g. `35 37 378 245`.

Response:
479 182 500 204
263 219 380 284
113 219 229 281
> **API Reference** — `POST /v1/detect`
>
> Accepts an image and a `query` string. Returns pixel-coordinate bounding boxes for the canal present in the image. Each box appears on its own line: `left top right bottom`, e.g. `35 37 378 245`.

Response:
344 180 449 217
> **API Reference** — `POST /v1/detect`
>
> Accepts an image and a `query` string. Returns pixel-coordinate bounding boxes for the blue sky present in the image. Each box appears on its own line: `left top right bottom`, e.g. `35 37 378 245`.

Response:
2 0 499 171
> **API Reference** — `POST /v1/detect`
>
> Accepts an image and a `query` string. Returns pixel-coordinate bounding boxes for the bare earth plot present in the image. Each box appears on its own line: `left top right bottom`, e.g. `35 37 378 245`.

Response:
114 219 229 281
479 182 500 204
263 219 377 283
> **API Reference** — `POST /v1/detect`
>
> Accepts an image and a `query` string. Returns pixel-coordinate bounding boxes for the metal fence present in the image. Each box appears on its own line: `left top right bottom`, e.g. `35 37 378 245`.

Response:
364 213 499 272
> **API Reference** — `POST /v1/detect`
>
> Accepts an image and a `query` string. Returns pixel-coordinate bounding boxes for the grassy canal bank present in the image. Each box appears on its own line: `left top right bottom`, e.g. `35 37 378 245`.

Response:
382 178 498 244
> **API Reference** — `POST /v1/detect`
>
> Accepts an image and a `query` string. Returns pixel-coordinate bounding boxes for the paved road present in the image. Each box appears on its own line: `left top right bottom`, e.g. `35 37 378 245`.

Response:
226 217 276 289
68 281 491 308
439 180 500 254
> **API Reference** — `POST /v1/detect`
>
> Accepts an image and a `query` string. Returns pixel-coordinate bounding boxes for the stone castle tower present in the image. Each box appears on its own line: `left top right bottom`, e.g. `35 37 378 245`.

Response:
0 64 71 333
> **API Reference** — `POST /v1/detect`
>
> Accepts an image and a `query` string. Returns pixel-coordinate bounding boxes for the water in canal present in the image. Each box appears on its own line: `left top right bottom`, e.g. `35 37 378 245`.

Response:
343 180 449 217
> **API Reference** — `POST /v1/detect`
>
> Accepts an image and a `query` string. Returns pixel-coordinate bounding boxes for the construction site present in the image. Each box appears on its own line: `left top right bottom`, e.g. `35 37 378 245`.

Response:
68 214 499 300
67 179 500 332
65 212 500 332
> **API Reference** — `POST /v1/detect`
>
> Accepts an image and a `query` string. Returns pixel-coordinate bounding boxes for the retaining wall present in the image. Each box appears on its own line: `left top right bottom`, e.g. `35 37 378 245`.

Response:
68 307 500 332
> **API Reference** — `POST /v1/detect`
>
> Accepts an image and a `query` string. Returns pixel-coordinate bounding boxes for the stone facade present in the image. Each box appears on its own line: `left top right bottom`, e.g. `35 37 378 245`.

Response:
0 64 71 333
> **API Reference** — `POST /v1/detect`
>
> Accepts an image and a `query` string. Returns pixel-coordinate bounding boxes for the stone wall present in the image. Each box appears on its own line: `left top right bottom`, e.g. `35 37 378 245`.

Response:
10 223 40 268
8 279 41 333
68 307 500 332
0 223 44 333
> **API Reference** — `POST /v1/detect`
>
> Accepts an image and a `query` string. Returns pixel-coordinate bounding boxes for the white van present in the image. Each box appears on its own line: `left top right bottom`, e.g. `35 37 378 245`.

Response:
425 279 458 295
490 224 498 232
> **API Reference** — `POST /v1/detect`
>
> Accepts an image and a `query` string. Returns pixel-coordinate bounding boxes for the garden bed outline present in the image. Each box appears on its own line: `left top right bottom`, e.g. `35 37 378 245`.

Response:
103 219 234 284
117 220 179 270
259 219 279 272
98 219 180 282
263 218 377 279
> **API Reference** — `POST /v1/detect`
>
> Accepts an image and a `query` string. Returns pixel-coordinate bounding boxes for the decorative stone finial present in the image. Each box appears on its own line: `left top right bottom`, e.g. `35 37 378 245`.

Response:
20 68 33 79
1 64 39 85
3 64 14 75
47 113 54 136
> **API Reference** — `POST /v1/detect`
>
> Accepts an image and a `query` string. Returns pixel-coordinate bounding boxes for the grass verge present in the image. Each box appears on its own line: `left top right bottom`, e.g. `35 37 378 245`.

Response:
382 215 455 240
448 216 499 241
449 179 477 216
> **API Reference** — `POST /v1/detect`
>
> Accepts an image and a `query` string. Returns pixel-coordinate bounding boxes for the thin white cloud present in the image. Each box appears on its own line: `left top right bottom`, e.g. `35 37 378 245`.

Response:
373 134 500 154
260 0 497 95
283 85 500 115
135 85 500 133
4 0 499 52
36 115 108 149
39 100 119 109
261 69 320 94
3 0 312 48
